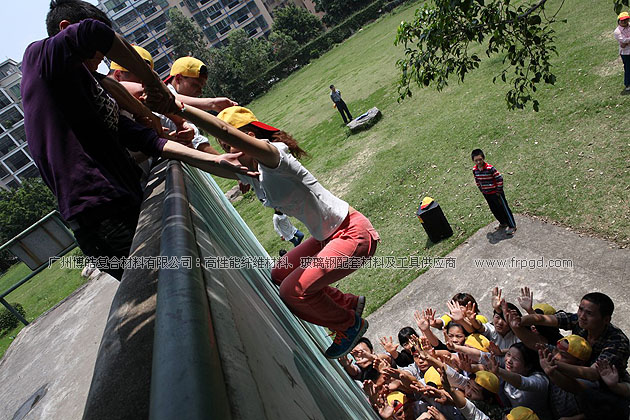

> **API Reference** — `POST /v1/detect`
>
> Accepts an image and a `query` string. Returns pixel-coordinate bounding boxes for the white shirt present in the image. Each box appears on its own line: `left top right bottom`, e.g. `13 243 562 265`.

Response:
236 142 349 241
481 322 520 350
272 213 297 240
614 25 630 55
502 372 552 420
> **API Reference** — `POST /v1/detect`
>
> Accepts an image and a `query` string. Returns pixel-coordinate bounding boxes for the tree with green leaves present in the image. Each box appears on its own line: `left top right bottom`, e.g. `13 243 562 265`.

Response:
395 0 630 111
272 4 324 45
167 8 211 67
206 30 273 103
0 178 57 272
314 0 369 26
269 31 300 62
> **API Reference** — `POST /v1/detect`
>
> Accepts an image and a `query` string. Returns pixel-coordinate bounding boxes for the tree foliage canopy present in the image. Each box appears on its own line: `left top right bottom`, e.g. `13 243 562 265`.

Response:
167 8 211 65
314 0 370 26
272 4 324 45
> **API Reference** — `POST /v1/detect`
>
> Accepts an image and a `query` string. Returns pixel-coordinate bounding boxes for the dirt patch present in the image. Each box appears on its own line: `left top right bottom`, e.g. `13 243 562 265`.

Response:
595 58 622 77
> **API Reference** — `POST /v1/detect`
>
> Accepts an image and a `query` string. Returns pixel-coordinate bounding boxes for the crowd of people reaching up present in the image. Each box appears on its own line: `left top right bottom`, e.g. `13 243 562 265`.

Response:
340 288 629 420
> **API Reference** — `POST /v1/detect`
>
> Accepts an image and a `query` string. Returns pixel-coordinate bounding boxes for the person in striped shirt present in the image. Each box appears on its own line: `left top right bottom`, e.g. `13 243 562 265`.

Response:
472 149 517 235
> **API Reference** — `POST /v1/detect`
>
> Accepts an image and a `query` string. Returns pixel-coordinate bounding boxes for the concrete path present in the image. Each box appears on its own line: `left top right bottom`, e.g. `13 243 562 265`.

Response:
0 272 118 420
366 215 630 348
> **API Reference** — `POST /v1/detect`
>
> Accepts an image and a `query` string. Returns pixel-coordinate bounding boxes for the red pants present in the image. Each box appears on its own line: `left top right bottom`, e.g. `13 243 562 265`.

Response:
271 211 379 332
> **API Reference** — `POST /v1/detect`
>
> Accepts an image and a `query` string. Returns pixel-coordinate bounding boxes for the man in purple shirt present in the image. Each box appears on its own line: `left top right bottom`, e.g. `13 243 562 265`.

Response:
22 0 253 279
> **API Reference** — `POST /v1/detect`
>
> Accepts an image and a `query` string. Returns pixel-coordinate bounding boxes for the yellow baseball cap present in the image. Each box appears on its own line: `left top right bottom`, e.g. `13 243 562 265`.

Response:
386 391 408 412
110 45 154 71
165 57 207 83
423 366 442 388
441 313 488 327
465 333 491 352
533 303 556 315
473 371 499 394
557 335 592 362
506 407 540 420
619 12 630 20
217 106 279 132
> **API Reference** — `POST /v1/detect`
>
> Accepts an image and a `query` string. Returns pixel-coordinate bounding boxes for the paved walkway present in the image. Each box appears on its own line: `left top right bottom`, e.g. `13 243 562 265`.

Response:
0 272 118 419
366 215 630 346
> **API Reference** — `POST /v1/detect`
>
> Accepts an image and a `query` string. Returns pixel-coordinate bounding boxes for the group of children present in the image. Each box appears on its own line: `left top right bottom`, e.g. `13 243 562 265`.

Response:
340 289 629 420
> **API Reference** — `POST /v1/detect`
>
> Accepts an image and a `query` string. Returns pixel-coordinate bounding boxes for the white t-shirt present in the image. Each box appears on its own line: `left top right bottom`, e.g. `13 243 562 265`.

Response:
481 322 520 350
272 213 297 240
236 141 349 241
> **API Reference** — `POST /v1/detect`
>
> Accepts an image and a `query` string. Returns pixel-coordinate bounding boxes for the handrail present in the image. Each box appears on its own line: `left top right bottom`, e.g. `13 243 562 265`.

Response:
149 160 231 420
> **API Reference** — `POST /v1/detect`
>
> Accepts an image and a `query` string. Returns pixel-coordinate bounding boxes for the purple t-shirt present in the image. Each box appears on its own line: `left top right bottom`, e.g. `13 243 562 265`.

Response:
21 19 166 222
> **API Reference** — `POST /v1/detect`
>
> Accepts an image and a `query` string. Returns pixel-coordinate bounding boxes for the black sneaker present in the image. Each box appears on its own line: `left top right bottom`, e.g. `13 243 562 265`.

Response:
324 313 368 359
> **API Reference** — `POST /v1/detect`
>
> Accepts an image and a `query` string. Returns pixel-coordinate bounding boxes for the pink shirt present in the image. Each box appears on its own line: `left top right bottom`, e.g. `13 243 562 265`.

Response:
614 24 630 55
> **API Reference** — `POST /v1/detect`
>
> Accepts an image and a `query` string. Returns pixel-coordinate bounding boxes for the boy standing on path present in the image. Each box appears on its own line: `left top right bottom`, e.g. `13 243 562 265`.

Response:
472 149 517 235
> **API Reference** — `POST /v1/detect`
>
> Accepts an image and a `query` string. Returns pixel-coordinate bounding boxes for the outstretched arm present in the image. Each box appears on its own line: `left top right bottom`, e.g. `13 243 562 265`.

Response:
177 102 281 168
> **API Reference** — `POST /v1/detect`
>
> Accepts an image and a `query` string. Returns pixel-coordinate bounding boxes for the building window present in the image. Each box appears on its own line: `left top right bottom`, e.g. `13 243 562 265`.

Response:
136 2 157 16
154 56 171 76
16 165 40 181
104 0 127 13
159 34 172 48
0 135 17 157
230 4 251 24
9 124 26 144
131 27 150 44
115 10 139 27
8 84 21 102
0 106 22 131
0 90 11 111
3 149 30 172
148 14 169 33
6 178 20 190
0 163 8 180
214 18 231 35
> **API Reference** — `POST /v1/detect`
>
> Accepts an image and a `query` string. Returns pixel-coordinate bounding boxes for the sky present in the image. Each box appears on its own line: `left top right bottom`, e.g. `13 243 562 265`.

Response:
0 0 99 63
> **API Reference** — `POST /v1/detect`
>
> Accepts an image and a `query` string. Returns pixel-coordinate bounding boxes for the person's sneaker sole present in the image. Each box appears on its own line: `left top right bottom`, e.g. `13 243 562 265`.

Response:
324 318 369 359
356 296 366 318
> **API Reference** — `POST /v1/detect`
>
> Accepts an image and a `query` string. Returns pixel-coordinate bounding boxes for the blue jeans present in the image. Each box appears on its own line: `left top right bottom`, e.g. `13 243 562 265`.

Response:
289 230 304 247
622 55 630 87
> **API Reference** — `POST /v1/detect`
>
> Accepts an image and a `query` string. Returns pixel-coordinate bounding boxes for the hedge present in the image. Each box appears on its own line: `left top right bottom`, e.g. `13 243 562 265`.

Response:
241 0 413 104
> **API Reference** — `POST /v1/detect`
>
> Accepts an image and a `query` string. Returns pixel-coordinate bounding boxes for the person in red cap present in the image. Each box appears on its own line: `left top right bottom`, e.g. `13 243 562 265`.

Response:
162 102 380 359
614 12 630 91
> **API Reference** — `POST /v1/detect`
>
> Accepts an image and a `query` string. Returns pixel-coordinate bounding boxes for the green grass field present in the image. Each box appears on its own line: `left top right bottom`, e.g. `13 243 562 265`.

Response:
213 0 630 315
0 249 85 357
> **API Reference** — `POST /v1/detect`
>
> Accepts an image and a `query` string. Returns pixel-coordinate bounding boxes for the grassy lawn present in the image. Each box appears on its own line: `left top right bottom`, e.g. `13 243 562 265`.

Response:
0 248 86 357
211 0 630 315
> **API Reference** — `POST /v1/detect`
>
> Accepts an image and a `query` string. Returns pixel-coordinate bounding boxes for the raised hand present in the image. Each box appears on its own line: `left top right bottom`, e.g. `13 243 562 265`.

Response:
505 309 521 330
537 346 556 375
518 286 534 314
427 405 448 420
491 287 503 312
373 357 388 373
374 392 395 419
447 300 465 322
487 341 503 357
464 302 478 322
595 359 619 388
379 336 399 355
415 310 430 331
457 353 474 372
486 355 500 375
425 307 440 328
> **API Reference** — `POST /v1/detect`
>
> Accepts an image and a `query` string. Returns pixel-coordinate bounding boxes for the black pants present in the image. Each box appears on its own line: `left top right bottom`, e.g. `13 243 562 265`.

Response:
483 192 516 228
622 54 630 87
72 208 140 280
335 100 353 123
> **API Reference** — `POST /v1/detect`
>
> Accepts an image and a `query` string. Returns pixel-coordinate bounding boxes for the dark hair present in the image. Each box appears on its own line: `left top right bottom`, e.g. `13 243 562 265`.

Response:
329 84 334 89
46 0 112 36
274 209 283 215
245 124 309 160
494 302 522 320
357 337 373 352
471 149 485 160
278 249 287 257
446 322 469 337
398 327 418 347
469 373 500 401
533 308 563 343
509 342 540 374
582 292 614 318
452 292 478 308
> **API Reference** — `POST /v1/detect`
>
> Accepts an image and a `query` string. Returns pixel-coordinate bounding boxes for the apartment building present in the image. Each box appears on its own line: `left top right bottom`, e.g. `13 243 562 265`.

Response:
97 0 277 77
0 59 38 191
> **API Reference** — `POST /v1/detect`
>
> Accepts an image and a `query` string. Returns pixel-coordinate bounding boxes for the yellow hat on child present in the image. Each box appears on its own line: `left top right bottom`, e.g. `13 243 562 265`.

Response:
557 335 592 362
110 45 154 71
506 406 540 420
465 333 491 352
473 371 500 394
423 366 442 388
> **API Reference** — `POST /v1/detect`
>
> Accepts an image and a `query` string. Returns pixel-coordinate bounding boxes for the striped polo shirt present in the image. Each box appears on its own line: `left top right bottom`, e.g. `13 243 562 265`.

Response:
473 163 504 194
